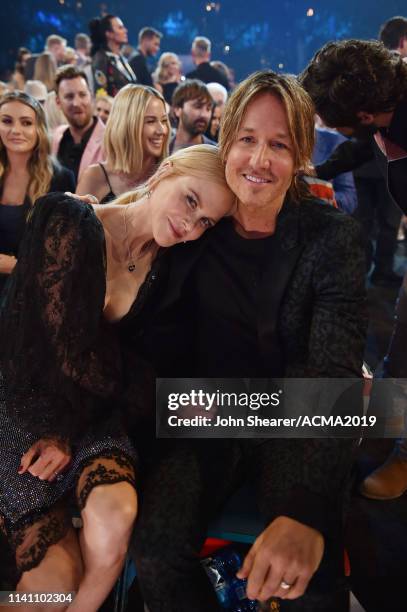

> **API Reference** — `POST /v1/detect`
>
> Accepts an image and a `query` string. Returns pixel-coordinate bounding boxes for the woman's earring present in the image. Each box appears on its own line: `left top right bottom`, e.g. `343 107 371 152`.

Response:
147 190 152 199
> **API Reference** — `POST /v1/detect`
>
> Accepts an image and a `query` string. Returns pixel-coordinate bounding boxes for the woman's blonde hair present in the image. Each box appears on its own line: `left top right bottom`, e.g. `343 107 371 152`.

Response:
153 52 181 84
113 143 231 207
104 84 169 176
33 52 57 92
219 70 315 201
0 92 53 205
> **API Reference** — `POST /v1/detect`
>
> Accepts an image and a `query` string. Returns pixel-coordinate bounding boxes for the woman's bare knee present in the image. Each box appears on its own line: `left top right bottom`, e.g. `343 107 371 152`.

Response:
81 481 137 531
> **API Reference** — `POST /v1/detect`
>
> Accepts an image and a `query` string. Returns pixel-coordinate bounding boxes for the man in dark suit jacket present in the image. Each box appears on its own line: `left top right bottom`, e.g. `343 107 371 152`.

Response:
129 26 161 86
301 38 407 501
186 36 230 91
130 71 366 612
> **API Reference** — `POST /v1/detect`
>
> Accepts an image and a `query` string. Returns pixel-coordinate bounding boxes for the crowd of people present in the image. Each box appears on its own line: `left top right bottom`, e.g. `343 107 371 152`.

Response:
0 10 407 612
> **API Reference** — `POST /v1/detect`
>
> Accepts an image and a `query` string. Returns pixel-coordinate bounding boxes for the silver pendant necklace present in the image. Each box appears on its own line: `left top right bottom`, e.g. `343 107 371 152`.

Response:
122 204 136 272
122 204 155 272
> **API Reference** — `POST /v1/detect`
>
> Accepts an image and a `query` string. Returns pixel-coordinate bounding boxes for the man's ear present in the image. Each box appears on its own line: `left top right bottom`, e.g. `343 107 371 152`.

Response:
356 111 375 125
173 106 182 120
55 93 61 108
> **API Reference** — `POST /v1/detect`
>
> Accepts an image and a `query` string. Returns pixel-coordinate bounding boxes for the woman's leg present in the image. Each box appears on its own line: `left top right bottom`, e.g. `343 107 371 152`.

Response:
0 527 82 612
68 456 137 612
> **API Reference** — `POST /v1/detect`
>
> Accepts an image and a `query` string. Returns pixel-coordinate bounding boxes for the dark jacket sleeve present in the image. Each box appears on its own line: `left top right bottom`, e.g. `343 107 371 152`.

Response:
0 193 124 440
316 139 374 180
274 214 367 537
129 53 153 86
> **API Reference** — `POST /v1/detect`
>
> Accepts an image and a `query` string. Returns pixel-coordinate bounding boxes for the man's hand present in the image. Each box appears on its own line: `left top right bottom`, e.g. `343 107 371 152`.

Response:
18 439 71 482
237 516 324 601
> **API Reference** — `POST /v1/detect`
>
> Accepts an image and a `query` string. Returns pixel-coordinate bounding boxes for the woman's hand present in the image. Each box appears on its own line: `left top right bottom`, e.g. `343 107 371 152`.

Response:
0 254 17 274
65 192 99 205
18 438 72 482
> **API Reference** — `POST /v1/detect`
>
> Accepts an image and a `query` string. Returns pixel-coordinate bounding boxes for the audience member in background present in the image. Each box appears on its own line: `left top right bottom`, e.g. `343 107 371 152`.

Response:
53 65 105 183
170 79 215 152
153 52 182 105
33 52 57 92
25 35 66 81
130 27 162 87
379 15 407 58
0 83 8 97
24 80 47 105
206 81 228 111
89 14 136 97
77 85 169 203
95 93 113 124
10 47 31 91
206 82 228 141
0 92 74 295
64 47 78 66
186 37 230 91
211 60 234 89
75 32 92 67
301 38 407 500
313 126 358 214
207 102 222 142
44 90 66 130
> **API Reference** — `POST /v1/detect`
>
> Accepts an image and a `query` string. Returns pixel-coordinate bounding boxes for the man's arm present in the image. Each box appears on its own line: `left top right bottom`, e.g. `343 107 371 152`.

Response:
316 138 374 180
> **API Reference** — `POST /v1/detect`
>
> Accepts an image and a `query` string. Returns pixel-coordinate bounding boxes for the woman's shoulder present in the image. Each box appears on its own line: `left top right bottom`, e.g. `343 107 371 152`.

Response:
32 192 99 229
76 163 110 199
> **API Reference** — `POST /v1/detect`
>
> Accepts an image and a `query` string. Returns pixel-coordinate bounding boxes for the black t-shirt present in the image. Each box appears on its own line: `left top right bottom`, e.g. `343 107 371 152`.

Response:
57 117 97 181
193 219 280 377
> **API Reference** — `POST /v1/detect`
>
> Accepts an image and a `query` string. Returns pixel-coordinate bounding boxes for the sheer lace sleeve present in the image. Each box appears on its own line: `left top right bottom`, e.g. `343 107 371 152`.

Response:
0 193 124 440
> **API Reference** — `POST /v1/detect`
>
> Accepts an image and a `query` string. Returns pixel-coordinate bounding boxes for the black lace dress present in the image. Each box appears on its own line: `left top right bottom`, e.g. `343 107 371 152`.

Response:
0 193 154 578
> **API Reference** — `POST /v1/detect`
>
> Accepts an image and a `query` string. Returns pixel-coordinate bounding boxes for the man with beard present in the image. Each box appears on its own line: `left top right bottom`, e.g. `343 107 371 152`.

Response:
301 39 407 499
170 79 215 153
53 65 105 183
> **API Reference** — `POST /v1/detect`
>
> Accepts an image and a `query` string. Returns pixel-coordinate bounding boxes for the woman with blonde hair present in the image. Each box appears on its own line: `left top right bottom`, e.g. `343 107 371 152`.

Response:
76 84 169 203
33 52 57 92
0 91 74 294
0 143 235 610
95 93 113 124
153 52 182 105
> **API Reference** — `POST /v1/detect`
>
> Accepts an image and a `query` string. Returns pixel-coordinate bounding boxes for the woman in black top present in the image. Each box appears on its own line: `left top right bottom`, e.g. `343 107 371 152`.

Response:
76 84 169 203
0 91 74 295
0 144 234 609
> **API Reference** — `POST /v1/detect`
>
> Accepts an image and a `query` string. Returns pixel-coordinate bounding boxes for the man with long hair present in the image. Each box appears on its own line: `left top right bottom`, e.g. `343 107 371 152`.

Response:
301 39 407 500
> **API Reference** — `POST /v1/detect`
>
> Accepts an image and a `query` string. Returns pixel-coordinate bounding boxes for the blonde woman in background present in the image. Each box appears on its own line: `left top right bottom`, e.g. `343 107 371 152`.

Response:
76 84 169 203
63 47 78 66
43 90 67 130
33 52 57 92
153 52 182 105
95 93 113 124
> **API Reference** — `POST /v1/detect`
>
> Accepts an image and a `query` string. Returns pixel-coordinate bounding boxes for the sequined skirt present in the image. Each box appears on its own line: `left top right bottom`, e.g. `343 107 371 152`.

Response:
0 399 137 528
